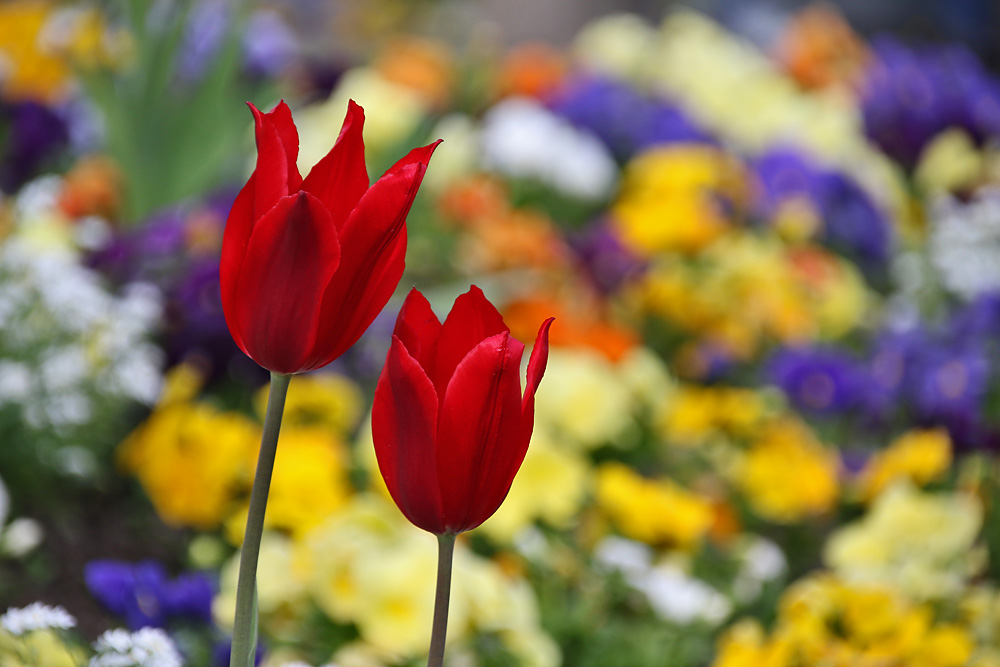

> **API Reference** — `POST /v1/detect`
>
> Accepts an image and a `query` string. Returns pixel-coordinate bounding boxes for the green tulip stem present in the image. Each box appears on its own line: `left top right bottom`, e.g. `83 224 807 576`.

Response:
427 532 457 667
230 371 292 667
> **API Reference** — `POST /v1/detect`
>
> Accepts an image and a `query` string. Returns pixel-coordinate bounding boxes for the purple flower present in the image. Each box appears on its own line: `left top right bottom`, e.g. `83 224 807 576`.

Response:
768 346 866 415
85 560 214 630
548 76 714 160
568 219 647 294
0 101 70 193
861 37 1000 167
750 148 892 265
814 171 892 266
242 10 300 79
908 343 990 423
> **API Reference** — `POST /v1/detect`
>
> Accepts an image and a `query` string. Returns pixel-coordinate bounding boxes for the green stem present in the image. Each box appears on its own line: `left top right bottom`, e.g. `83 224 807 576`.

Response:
230 372 291 667
427 533 456 667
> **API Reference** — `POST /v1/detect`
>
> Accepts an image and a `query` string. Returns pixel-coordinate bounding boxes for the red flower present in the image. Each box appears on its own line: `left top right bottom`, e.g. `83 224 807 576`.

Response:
372 286 554 535
220 100 440 374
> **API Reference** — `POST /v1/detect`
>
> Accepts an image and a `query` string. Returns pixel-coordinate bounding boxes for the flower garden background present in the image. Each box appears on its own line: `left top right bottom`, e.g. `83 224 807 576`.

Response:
3 0 1000 665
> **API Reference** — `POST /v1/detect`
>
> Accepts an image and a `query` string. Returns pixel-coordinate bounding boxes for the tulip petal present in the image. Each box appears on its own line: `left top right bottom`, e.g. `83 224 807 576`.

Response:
432 285 509 398
248 103 291 219
524 317 555 412
233 191 341 374
437 332 525 532
512 317 554 485
301 99 370 229
219 176 256 355
393 288 442 374
268 100 303 191
304 141 440 369
373 336 445 533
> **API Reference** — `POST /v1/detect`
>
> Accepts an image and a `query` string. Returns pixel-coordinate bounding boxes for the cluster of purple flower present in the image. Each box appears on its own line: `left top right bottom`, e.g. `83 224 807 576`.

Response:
861 37 1000 167
769 292 1000 452
750 148 893 268
85 560 213 630
547 76 715 161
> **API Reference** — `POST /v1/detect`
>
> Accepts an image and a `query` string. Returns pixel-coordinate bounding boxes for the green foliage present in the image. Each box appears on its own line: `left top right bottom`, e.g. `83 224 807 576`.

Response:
80 0 271 223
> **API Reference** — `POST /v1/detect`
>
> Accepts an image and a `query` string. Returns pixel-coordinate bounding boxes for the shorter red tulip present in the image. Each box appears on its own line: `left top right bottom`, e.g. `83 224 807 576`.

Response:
372 286 554 535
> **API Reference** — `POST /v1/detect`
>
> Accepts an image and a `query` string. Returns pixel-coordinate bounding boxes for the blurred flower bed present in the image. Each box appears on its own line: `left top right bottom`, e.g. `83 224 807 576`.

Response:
4 1 1000 666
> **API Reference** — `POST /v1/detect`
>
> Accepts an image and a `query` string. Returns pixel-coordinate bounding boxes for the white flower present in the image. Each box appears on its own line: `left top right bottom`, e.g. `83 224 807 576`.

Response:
594 536 653 579
91 627 182 667
480 97 618 201
634 564 732 625
929 188 1000 299
0 518 44 557
1 602 76 636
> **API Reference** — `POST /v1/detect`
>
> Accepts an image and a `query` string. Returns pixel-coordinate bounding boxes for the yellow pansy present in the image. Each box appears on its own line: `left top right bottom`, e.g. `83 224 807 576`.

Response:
226 427 353 542
254 371 363 436
118 397 261 530
595 462 714 548
612 145 745 256
860 429 952 501
738 417 839 523
825 482 983 599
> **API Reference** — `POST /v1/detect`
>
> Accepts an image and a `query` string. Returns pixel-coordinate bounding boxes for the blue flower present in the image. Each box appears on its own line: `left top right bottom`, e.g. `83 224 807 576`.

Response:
861 37 1000 167
750 148 892 265
548 76 714 160
85 560 214 630
768 346 866 416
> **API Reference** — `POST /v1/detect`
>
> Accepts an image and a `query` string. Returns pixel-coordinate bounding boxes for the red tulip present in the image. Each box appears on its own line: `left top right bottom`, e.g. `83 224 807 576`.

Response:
372 286 554 535
220 100 440 374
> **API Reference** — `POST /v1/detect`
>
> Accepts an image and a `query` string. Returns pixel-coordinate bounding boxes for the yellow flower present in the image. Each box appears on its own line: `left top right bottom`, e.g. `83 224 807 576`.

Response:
912 625 976 667
824 482 983 599
738 418 839 522
118 397 261 530
915 130 985 195
255 372 363 435
531 347 637 450
225 427 353 542
0 628 81 667
571 12 660 79
0 1 121 102
480 428 591 542
635 235 870 358
612 145 744 256
214 531 309 636
296 494 412 624
712 620 793 667
595 462 714 548
659 384 773 447
860 429 952 501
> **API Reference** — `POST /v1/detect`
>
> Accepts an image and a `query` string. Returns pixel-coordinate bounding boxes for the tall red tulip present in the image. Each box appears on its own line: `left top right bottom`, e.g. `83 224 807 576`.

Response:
372 286 554 535
220 100 440 374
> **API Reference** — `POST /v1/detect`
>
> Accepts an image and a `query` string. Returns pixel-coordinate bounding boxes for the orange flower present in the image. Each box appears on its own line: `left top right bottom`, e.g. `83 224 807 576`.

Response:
774 5 869 90
495 42 569 99
504 295 637 362
373 36 454 108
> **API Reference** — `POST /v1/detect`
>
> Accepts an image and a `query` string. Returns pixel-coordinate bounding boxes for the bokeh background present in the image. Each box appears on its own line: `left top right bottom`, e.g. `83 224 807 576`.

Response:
4 0 1000 665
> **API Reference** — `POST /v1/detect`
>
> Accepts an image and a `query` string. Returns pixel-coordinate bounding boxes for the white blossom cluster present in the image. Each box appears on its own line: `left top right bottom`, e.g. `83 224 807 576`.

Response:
0 235 164 437
479 97 619 201
89 628 183 667
929 188 1000 300
0 602 76 636
593 537 732 625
